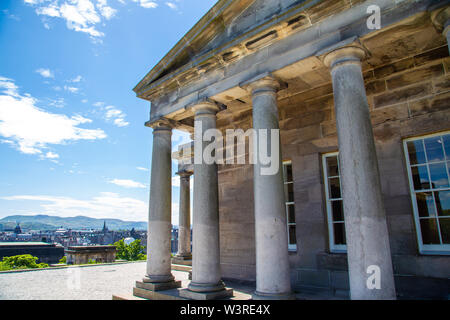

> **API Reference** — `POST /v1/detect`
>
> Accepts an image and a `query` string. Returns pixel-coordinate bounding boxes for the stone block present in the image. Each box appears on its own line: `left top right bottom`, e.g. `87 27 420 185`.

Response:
330 271 349 290
365 79 387 96
297 269 330 288
374 57 415 79
316 252 348 271
137 280 181 291
133 287 187 300
433 75 450 94
374 83 432 108
408 92 450 116
386 63 444 90
370 103 408 126
414 45 448 67
179 288 234 300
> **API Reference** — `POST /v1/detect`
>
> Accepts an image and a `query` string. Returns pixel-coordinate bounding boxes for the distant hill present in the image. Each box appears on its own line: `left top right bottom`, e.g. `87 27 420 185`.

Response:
0 215 147 231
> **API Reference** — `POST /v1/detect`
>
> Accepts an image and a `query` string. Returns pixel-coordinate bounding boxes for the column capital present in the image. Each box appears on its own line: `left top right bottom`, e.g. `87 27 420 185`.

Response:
176 170 193 179
187 99 225 116
323 46 366 70
145 117 176 132
242 74 286 95
431 6 450 34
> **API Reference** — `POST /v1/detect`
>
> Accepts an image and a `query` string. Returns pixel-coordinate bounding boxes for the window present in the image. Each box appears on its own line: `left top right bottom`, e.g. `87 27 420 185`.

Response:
322 152 347 253
404 132 450 254
283 161 297 251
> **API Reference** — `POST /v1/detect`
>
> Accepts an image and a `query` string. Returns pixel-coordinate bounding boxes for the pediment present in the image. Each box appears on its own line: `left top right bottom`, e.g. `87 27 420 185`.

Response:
134 0 306 97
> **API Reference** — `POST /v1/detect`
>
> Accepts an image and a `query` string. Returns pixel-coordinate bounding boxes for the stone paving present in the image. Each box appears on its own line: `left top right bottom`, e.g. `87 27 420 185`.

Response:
0 261 169 300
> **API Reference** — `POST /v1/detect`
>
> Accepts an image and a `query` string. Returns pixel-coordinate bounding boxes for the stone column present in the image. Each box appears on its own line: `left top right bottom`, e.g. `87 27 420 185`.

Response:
249 76 294 300
180 100 233 300
142 119 180 290
431 6 450 53
175 170 192 260
324 46 396 300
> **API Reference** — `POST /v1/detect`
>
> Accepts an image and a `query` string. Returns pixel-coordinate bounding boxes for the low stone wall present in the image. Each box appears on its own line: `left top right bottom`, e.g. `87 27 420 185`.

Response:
0 243 64 264
65 246 116 265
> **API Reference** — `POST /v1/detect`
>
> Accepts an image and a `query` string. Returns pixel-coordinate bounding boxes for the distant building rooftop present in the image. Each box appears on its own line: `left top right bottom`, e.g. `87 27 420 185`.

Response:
0 242 57 246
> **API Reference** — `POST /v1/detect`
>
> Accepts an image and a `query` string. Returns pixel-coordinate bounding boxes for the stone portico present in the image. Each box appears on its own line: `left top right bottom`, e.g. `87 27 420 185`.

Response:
131 0 450 300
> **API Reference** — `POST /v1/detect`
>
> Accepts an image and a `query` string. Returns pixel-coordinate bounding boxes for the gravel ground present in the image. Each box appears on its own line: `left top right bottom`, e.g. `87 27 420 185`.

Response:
0 261 189 300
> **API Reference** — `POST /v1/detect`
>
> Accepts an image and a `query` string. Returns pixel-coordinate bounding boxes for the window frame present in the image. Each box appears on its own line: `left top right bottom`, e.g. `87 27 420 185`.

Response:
322 152 347 253
403 131 450 255
283 160 297 251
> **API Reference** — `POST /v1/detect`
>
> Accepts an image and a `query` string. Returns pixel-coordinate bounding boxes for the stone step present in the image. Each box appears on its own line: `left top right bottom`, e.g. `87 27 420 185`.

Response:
171 264 192 272
171 258 192 266
112 292 146 300
133 286 188 300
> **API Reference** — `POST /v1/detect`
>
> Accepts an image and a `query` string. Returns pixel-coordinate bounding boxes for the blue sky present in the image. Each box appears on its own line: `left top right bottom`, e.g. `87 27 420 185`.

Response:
0 0 214 223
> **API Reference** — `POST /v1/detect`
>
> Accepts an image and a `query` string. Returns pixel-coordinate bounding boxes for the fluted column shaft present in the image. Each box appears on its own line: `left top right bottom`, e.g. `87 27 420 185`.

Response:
176 171 192 259
324 47 396 300
249 77 293 300
145 120 174 284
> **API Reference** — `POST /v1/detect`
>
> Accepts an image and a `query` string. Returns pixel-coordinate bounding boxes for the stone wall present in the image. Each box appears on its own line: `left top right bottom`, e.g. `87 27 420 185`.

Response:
0 243 64 264
217 44 450 299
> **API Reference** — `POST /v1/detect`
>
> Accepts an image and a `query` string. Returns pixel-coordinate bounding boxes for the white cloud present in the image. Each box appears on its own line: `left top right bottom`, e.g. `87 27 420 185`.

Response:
25 0 163 40
69 75 83 83
136 166 148 171
165 2 177 10
109 179 146 189
93 101 105 107
64 85 79 93
104 105 129 127
2 192 148 221
0 76 106 156
45 151 59 159
138 0 158 9
36 68 54 78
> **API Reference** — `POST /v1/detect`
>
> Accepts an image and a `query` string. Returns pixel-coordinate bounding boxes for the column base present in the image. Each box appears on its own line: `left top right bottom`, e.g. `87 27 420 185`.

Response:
173 254 192 260
136 280 181 292
143 273 175 284
187 280 225 292
179 288 234 300
252 291 296 300
172 255 192 266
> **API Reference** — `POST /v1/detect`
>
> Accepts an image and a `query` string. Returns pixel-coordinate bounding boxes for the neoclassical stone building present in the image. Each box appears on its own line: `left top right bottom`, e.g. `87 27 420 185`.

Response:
132 0 450 299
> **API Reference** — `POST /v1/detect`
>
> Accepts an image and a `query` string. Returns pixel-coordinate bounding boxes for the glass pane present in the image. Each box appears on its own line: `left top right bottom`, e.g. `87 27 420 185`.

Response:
444 135 450 160
416 192 436 217
411 165 430 190
333 223 346 245
326 156 339 177
287 204 295 223
424 136 445 162
429 163 449 189
331 200 344 222
407 140 426 165
420 218 440 244
285 164 293 182
286 183 294 202
439 218 450 244
288 225 296 245
435 191 450 217
328 177 341 199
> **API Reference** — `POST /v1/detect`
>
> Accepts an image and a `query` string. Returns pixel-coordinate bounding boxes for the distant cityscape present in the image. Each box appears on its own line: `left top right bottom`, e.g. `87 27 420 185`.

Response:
0 215 183 265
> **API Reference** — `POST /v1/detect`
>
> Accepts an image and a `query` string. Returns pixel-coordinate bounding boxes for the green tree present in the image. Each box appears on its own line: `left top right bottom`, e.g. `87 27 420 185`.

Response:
0 254 48 270
113 239 146 261
59 256 67 264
